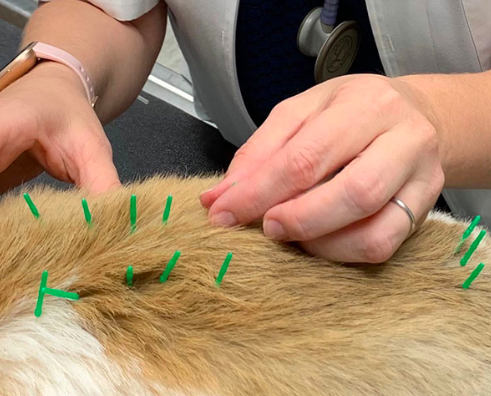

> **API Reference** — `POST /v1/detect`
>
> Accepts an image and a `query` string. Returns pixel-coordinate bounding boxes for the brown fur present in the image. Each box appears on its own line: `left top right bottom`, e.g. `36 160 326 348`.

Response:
0 175 490 395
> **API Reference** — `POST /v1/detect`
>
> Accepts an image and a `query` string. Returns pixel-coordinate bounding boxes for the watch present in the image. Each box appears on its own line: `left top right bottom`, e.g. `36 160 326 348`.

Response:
0 41 97 107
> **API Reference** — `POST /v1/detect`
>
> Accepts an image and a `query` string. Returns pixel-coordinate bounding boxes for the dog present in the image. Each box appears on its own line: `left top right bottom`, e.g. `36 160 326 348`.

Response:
0 176 490 396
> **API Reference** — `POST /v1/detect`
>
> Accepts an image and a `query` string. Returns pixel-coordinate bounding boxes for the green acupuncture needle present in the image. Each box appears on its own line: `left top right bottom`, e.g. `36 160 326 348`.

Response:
455 215 481 253
34 271 80 317
23 193 40 219
463 263 485 289
81 198 92 226
160 251 181 283
130 195 137 233
463 216 482 240
461 229 486 267
162 195 173 225
43 288 80 300
126 266 134 287
34 271 49 317
216 252 233 287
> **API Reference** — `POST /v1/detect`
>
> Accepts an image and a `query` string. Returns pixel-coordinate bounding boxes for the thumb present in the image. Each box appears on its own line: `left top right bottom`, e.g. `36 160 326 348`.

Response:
76 146 121 195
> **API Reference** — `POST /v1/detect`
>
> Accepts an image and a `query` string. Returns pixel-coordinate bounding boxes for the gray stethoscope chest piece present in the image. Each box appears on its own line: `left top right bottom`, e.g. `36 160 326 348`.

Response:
297 7 360 84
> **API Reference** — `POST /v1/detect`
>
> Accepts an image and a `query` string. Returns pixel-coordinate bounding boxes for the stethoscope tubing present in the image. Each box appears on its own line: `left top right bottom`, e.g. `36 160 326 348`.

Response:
321 0 340 27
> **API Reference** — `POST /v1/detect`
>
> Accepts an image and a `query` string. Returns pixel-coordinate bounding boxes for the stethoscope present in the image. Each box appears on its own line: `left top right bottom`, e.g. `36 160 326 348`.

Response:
297 0 360 83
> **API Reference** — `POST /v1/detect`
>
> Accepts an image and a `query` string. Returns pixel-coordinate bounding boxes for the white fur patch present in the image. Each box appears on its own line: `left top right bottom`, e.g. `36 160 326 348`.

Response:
426 210 461 225
0 299 201 396
427 211 490 255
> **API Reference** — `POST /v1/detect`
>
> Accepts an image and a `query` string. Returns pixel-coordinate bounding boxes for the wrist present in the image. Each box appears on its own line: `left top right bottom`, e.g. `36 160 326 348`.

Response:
393 72 491 188
392 74 449 173
24 61 92 103
393 75 444 134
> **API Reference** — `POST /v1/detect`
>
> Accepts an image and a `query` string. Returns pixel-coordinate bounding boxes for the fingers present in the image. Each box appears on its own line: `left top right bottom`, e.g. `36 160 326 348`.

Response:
0 138 33 174
299 178 440 263
200 78 355 208
200 99 307 209
208 102 394 227
262 129 430 241
0 101 38 192
203 75 405 213
0 153 44 194
0 106 35 174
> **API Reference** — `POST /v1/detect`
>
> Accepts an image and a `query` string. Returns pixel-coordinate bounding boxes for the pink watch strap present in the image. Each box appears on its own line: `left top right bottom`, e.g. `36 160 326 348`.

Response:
32 42 97 107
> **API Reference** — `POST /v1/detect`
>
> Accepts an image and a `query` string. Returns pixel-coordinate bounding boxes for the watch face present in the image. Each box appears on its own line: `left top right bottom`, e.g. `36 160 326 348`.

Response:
0 42 37 92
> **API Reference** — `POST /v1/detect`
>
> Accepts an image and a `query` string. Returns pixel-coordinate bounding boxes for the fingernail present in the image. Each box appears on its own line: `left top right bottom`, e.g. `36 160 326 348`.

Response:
264 220 288 241
211 211 238 227
200 189 214 208
200 179 234 209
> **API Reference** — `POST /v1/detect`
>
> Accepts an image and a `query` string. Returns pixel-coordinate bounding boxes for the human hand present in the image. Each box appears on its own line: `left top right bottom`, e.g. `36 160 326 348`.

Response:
200 75 445 263
0 62 120 194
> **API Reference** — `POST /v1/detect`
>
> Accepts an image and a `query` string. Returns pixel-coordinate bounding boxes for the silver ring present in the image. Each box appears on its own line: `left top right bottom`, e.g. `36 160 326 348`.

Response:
390 197 416 237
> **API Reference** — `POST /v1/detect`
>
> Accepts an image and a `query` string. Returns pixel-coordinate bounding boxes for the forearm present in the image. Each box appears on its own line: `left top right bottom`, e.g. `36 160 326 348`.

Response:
397 71 491 189
22 0 167 123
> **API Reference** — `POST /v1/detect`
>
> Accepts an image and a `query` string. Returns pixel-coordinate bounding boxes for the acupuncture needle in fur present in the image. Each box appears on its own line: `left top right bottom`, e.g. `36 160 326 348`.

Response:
455 215 481 253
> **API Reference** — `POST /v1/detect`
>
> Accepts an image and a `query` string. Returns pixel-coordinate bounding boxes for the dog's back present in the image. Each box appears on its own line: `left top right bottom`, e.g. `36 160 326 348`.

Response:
0 176 490 396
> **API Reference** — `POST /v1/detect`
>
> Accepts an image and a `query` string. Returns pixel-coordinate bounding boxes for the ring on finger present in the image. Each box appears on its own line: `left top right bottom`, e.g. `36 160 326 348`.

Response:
390 196 416 238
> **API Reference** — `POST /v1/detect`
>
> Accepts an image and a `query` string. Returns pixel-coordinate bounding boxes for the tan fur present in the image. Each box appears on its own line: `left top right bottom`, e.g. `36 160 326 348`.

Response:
0 176 490 395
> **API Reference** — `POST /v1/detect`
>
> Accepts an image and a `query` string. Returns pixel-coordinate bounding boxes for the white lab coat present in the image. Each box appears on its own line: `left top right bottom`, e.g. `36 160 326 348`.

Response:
45 0 491 226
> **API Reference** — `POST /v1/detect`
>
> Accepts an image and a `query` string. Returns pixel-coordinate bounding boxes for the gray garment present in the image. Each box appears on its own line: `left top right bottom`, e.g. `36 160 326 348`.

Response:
59 0 491 225
365 0 491 226
166 0 255 147
366 0 488 75
44 0 159 20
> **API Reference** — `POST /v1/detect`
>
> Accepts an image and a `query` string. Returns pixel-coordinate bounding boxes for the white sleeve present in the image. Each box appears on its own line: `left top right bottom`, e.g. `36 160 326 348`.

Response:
41 0 161 21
